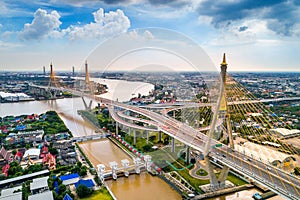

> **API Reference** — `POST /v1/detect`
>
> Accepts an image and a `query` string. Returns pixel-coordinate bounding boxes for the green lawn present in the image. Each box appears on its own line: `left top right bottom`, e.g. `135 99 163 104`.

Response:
226 173 248 186
80 188 113 200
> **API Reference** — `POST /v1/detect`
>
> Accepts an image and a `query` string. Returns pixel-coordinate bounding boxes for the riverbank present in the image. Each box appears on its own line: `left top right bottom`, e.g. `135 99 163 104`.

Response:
192 184 254 199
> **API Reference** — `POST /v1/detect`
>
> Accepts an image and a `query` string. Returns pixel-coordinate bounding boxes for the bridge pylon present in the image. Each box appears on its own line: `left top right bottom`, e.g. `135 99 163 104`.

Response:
203 53 235 189
80 60 94 110
84 60 93 92
47 62 59 99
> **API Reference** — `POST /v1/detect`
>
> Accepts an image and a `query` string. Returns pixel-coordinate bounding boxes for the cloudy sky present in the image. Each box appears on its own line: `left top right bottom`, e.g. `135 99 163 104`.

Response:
0 0 300 72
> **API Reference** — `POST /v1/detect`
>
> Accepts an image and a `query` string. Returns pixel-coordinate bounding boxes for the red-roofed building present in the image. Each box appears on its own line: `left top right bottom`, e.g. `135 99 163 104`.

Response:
40 145 49 158
0 147 11 167
2 164 10 177
14 151 23 162
42 153 56 170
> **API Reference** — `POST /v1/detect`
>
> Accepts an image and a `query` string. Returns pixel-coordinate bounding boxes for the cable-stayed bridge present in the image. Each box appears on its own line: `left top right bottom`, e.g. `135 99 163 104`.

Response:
28 58 300 199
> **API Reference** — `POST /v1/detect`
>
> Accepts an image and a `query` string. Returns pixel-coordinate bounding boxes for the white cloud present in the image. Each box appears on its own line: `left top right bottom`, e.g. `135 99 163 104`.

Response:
208 19 279 47
0 40 22 50
143 30 154 39
20 8 62 40
128 29 154 40
65 8 130 40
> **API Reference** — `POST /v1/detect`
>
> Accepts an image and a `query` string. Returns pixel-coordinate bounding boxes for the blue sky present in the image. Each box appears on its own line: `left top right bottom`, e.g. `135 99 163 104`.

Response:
0 0 300 72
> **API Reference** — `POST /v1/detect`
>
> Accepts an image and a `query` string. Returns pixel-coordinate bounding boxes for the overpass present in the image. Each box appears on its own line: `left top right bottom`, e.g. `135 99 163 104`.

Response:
29 83 300 199
72 133 110 142
142 96 300 109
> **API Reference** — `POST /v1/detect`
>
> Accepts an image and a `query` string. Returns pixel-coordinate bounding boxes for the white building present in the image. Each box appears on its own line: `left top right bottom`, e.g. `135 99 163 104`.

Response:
270 128 300 138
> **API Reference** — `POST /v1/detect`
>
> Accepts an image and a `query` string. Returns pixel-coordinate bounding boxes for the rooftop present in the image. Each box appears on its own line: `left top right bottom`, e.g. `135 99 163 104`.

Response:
271 128 300 136
30 176 49 191
23 148 40 158
28 191 53 200
0 186 22 200
60 173 79 181
74 179 95 189
0 170 49 187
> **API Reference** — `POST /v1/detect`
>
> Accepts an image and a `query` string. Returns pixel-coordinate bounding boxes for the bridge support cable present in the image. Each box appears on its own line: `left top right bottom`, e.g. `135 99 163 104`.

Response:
227 80 299 194
203 81 223 156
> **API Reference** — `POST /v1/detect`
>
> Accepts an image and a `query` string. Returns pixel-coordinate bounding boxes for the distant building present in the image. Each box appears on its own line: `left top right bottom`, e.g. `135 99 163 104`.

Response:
60 173 80 186
23 149 40 160
30 177 49 194
0 147 11 167
28 191 53 200
0 92 33 102
270 128 300 138
0 185 22 200
42 153 56 170
74 179 95 189
0 170 49 188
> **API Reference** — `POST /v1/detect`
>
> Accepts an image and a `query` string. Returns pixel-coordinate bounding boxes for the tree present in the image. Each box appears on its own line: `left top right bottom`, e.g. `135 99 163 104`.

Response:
79 168 87 177
58 184 66 194
25 144 31 149
142 144 152 152
49 147 58 155
76 184 93 198
12 149 17 156
76 161 82 168
149 135 156 142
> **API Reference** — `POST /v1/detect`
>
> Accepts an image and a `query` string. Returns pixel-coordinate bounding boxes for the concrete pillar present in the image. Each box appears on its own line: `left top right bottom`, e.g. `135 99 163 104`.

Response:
116 122 118 135
218 165 230 188
171 137 175 153
158 131 162 142
204 156 218 188
134 130 136 145
146 131 149 144
186 146 190 164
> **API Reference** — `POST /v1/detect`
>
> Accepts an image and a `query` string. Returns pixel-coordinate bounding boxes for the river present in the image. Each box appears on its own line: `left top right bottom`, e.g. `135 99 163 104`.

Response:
79 140 182 200
0 80 182 200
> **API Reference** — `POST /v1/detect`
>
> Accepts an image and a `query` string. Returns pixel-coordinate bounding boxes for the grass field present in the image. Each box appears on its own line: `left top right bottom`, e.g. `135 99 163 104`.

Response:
81 188 113 200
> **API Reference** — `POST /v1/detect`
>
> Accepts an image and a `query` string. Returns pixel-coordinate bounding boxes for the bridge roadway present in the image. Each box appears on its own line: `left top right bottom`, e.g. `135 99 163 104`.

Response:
108 106 159 132
141 96 300 109
30 84 300 199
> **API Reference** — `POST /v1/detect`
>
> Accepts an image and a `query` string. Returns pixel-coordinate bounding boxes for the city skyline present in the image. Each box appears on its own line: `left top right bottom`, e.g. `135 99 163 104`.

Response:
0 0 300 71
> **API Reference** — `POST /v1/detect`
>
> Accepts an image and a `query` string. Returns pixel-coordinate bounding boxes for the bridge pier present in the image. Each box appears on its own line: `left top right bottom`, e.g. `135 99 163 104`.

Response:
204 156 218 188
133 129 136 145
158 131 162 142
218 166 230 187
146 131 149 144
186 146 190 164
116 122 118 135
171 137 175 153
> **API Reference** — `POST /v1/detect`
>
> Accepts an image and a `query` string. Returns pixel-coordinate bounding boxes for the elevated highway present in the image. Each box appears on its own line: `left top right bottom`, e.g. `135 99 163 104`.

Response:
142 96 300 109
29 84 300 199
